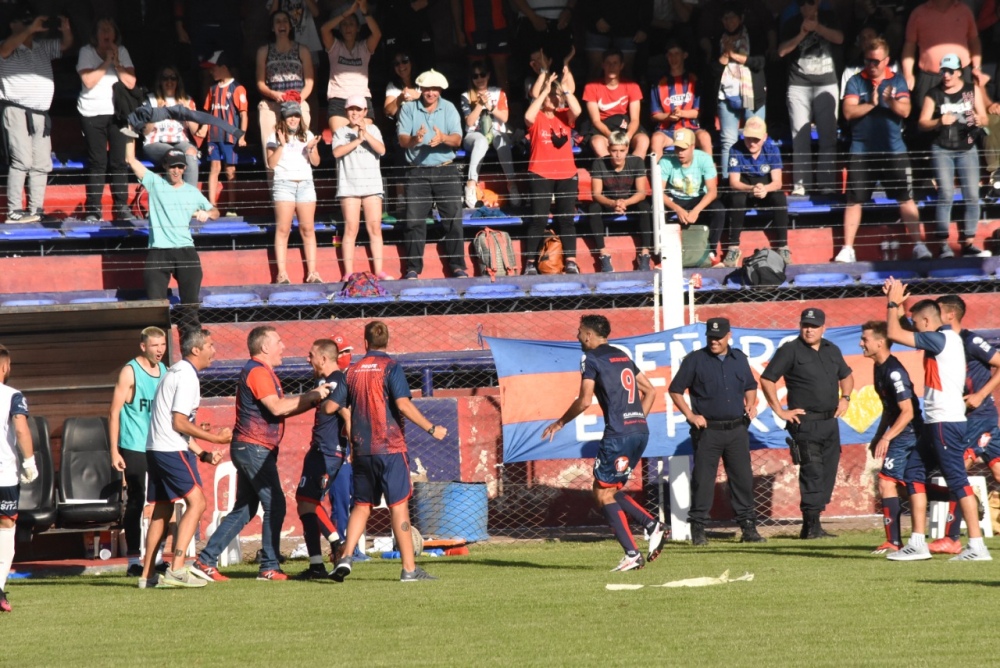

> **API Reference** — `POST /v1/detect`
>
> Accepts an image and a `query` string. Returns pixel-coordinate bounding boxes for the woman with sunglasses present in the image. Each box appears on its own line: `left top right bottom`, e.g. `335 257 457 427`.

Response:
918 53 990 258
460 60 518 208
140 67 201 188
320 0 381 133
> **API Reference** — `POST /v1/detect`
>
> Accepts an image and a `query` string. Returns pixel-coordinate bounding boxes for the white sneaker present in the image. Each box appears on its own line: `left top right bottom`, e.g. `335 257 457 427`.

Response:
912 242 933 261
949 546 993 561
886 541 932 561
834 246 856 263
610 552 645 572
464 184 478 209
791 184 806 197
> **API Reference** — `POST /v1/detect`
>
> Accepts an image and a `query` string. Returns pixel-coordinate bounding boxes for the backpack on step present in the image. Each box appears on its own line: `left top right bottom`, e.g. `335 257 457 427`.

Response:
337 271 389 298
537 231 564 274
473 227 517 280
739 248 786 286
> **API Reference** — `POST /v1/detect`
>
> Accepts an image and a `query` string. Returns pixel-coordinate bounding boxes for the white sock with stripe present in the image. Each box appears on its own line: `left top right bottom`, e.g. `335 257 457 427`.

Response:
0 527 15 591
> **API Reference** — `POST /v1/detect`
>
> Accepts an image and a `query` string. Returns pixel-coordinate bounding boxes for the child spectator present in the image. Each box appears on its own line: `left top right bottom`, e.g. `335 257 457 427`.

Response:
650 40 712 160
201 51 247 216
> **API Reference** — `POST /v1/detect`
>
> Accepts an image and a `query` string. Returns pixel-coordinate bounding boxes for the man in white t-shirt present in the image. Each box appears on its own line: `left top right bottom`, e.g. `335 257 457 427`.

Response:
883 278 990 562
139 329 231 589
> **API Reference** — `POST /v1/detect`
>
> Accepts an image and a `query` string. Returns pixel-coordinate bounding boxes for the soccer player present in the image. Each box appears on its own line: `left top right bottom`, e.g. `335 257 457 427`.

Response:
860 321 922 554
332 321 444 583
108 326 167 576
0 344 37 612
140 329 230 588
296 339 350 579
543 315 666 572
884 279 990 561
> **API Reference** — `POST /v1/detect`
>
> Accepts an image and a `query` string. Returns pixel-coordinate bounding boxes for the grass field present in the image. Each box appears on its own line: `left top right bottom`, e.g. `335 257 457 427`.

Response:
6 530 1000 666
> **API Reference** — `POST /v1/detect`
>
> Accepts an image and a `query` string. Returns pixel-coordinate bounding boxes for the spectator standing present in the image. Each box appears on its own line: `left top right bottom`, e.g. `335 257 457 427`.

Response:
396 69 467 279
460 60 518 208
268 0 323 62
510 0 576 79
332 96 390 280
374 0 434 72
450 0 512 91
587 131 652 272
650 40 712 161
383 50 418 212
582 48 649 159
266 101 322 284
917 54 990 258
0 10 71 224
523 73 582 275
581 0 652 78
777 0 843 196
256 10 314 166
141 66 201 188
76 17 136 222
201 50 248 216
321 0 381 133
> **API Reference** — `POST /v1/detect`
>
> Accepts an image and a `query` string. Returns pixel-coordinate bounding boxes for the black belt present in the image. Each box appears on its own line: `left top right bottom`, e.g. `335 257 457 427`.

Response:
704 418 746 430
797 411 836 422
410 161 454 168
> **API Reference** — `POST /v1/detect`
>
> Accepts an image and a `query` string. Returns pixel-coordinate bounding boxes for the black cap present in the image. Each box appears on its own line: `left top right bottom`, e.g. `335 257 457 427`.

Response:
705 317 731 339
800 308 826 327
205 50 234 69
162 149 187 168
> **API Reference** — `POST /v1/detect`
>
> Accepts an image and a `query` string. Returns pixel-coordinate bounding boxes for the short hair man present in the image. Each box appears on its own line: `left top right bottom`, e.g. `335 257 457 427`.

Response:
860 320 921 554
0 344 37 611
193 326 331 582
108 326 167 576
668 317 765 545
140 329 229 589
396 69 467 279
582 49 649 158
760 307 854 538
543 315 666 571
332 321 445 582
884 279 990 561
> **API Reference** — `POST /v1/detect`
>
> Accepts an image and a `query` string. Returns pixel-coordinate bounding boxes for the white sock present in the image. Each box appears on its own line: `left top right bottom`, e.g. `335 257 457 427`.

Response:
0 527 15 591
909 533 926 547
969 537 986 551
309 555 324 565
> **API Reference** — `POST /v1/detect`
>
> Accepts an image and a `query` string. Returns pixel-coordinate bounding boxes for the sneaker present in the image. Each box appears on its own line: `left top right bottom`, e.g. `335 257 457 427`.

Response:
464 183 478 209
296 565 330 580
610 552 645 572
708 252 719 267
224 211 239 217
403 270 418 280
330 557 353 582
791 184 806 197
452 269 469 278
779 246 792 264
190 559 230 582
0 589 10 612
834 246 856 263
113 205 133 221
523 262 538 276
872 542 900 555
886 541 932 561
722 247 742 268
636 254 651 271
949 546 993 561
256 569 288 581
646 521 667 562
939 243 955 259
120 126 140 138
6 210 40 224
912 242 933 260
400 566 438 581
598 254 614 273
928 537 963 554
84 213 100 222
137 576 160 589
161 567 208 587
564 259 579 274
126 563 144 578
961 244 991 258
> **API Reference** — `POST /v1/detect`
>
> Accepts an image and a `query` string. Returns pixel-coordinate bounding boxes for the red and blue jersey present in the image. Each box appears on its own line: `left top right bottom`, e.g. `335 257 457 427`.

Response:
310 369 349 457
460 0 507 33
233 359 285 448
960 329 1000 420
650 73 700 132
203 79 248 144
582 344 649 438
346 351 411 456
873 353 922 439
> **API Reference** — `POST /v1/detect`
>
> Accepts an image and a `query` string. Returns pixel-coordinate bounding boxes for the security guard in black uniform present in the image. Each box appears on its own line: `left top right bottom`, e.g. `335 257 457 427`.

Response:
668 317 765 545
760 308 854 539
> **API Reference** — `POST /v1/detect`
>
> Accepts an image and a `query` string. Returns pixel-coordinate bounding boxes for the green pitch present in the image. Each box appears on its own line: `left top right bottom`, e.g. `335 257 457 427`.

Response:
5 532 1000 666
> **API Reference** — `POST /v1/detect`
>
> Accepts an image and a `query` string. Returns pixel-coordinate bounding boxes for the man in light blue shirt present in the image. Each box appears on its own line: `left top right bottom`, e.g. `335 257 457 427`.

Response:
396 69 467 279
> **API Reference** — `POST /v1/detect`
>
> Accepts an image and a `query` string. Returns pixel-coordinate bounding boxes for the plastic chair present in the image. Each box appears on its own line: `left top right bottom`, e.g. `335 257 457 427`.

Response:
16 417 57 533
0 227 62 240
267 290 330 306
529 282 591 297
792 272 855 287
57 417 122 527
464 284 524 300
202 292 265 308
2 298 58 307
927 267 984 283
928 475 992 539
399 287 460 302
594 280 654 295
208 461 244 567
196 221 263 236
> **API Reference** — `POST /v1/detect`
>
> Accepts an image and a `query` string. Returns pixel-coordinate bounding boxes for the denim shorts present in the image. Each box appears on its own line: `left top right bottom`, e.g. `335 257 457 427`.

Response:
273 179 316 203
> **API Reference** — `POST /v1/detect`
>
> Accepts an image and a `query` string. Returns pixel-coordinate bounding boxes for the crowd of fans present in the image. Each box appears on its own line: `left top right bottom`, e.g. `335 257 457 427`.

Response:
2 0 1000 278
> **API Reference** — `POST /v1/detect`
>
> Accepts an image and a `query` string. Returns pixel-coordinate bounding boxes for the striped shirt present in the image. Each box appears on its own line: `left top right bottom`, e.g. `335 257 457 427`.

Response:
0 38 61 111
204 79 247 144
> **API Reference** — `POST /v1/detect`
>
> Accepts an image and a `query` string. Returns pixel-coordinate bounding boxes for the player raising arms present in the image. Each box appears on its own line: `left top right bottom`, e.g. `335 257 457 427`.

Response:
543 315 666 572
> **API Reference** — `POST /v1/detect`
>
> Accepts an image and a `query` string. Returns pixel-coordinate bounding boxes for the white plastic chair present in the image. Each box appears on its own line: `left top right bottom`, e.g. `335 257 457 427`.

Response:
928 475 993 539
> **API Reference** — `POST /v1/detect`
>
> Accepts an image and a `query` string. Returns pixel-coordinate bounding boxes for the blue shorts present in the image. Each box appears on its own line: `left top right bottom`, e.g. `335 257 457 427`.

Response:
206 141 238 166
146 450 202 504
353 453 411 507
295 448 346 504
0 485 18 520
878 432 919 485
911 422 973 499
963 412 1000 467
593 432 648 489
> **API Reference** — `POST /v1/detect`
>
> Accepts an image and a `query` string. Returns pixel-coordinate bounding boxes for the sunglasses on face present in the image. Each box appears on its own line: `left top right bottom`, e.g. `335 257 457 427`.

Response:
864 58 885 67
394 57 410 65
162 75 178 81
472 72 488 79
941 68 958 76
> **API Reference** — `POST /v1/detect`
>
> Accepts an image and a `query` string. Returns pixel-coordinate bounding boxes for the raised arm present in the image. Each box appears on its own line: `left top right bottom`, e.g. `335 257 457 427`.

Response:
124 136 146 180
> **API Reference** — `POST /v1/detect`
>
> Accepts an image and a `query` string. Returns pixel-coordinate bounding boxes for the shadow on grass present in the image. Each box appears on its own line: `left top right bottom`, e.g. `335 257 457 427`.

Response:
918 579 1000 587
475 558 592 570
674 544 879 560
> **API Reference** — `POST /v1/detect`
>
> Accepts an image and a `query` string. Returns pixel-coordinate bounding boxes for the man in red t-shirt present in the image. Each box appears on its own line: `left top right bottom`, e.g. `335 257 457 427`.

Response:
582 48 648 158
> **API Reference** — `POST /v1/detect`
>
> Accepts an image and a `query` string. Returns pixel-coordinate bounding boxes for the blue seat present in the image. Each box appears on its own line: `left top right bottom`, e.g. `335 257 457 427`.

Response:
594 280 653 295
529 282 591 297
61 221 132 239
464 284 524 300
463 212 522 227
793 272 855 287
268 290 329 306
858 270 919 286
399 287 460 302
2 298 57 306
927 267 984 282
201 292 265 308
69 297 118 304
726 275 789 289
0 227 61 240
686 276 722 291
336 294 396 304
196 221 263 236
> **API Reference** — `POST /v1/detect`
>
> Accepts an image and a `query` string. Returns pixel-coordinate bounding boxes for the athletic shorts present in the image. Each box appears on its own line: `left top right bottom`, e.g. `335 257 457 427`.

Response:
846 153 914 205
963 412 1000 467
911 422 973 499
586 114 647 141
295 448 346 504
585 32 639 54
466 28 510 55
353 453 411 507
327 96 375 121
206 141 238 166
0 485 18 521
593 432 648 489
146 450 202 504
273 178 317 203
878 432 918 485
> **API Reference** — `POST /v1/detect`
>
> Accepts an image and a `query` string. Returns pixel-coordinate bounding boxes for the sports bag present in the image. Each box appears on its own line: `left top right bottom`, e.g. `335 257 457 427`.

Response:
740 248 786 286
337 271 389 298
473 227 517 280
537 230 564 274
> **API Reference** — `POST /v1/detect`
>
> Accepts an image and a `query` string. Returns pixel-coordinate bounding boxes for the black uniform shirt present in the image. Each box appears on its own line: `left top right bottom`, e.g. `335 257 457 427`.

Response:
760 337 852 413
669 345 758 420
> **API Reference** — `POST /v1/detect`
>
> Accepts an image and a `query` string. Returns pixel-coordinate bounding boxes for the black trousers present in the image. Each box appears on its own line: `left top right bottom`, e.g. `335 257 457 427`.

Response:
80 113 129 213
145 246 203 335
689 425 756 524
788 417 841 513
672 197 725 252
725 190 789 247
526 172 578 262
586 199 653 250
120 448 147 556
403 164 466 275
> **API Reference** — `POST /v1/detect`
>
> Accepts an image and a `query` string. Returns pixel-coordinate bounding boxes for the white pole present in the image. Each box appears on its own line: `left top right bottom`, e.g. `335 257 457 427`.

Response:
653 272 661 333
651 153 663 256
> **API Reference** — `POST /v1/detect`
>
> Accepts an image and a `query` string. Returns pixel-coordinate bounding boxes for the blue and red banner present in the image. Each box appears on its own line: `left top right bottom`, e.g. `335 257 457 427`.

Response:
486 325 923 463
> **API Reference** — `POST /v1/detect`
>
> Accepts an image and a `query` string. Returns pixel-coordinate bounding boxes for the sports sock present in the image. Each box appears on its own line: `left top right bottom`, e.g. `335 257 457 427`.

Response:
909 532 926 548
882 497 901 546
0 527 14 591
602 502 638 555
317 512 340 542
969 536 986 551
614 491 657 532
945 500 961 541
300 513 323 558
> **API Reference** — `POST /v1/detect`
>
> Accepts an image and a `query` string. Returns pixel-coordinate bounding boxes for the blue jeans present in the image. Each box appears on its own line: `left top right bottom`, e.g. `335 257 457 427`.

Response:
932 144 981 240
719 100 765 177
198 442 286 571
